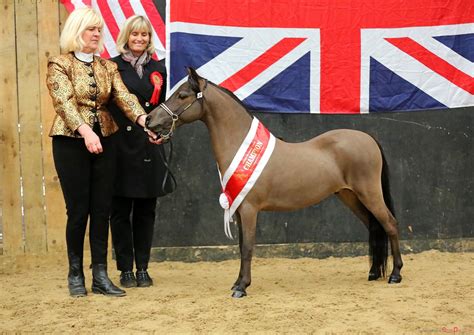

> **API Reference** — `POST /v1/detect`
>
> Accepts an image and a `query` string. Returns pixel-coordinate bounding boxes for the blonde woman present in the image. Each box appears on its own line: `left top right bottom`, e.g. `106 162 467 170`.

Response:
108 15 171 289
46 7 160 297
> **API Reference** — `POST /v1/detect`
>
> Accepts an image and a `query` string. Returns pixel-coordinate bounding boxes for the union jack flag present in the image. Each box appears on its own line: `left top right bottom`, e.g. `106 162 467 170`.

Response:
61 0 166 60
168 0 474 113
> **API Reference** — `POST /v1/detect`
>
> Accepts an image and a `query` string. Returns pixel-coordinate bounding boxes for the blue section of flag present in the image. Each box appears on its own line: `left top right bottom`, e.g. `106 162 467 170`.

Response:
435 33 474 62
242 53 311 112
170 32 242 87
369 58 447 112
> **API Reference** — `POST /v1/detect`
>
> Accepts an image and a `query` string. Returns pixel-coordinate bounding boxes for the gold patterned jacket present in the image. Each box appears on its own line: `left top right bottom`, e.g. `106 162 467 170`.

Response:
46 53 145 137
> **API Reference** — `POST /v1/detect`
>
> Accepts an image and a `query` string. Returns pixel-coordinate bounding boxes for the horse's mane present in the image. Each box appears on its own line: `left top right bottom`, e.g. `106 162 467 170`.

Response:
208 81 253 118
189 69 253 118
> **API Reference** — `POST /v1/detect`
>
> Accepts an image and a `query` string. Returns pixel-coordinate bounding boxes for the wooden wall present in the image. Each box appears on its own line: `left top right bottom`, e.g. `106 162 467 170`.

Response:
0 0 68 255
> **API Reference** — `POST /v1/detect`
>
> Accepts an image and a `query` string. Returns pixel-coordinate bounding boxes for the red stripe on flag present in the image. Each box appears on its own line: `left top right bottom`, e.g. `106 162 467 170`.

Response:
387 37 474 95
141 0 166 48
118 0 135 18
220 38 306 92
95 1 121 41
101 48 110 59
60 0 75 12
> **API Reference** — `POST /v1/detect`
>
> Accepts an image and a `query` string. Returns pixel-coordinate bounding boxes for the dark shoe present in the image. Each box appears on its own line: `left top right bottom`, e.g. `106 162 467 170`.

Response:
91 264 126 297
120 271 137 288
136 269 153 287
68 265 87 297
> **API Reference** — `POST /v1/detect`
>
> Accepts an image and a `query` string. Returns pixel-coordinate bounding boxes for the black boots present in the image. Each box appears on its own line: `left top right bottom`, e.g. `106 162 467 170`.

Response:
68 263 87 297
91 264 126 297
118 269 153 288
120 271 137 288
136 269 153 287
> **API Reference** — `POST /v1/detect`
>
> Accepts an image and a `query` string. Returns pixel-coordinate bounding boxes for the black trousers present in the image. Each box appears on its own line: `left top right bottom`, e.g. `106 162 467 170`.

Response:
110 196 156 271
52 135 116 265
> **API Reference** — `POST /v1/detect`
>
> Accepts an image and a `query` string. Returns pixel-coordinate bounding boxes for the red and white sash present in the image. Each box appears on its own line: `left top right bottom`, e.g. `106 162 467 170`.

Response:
218 117 276 239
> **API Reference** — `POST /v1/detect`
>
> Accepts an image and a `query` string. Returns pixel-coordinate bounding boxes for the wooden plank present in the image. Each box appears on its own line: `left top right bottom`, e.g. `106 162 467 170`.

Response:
59 2 69 30
15 0 47 253
39 0 66 252
0 0 24 255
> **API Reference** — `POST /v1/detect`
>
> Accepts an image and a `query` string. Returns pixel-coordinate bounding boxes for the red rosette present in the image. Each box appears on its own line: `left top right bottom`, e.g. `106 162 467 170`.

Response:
149 71 163 105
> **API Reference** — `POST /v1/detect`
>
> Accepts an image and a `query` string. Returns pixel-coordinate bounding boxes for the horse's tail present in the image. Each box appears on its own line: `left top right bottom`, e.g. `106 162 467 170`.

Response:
368 140 393 278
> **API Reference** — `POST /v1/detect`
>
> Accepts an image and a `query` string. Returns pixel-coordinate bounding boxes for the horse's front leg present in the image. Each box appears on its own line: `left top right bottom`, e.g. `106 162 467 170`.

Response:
232 204 258 298
231 213 243 291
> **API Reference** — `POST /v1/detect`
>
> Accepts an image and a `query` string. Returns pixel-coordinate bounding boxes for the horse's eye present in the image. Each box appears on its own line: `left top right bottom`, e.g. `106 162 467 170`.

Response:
178 91 187 99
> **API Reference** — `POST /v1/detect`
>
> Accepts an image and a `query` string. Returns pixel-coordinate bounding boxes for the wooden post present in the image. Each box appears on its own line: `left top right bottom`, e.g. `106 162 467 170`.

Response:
0 0 24 255
39 1 66 252
15 0 47 253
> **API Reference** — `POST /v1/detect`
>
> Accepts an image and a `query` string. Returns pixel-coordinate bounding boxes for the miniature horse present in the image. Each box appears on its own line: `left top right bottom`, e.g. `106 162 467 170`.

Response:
146 68 403 298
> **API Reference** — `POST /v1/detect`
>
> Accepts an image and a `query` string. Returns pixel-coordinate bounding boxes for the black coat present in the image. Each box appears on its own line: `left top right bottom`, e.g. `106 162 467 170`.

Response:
108 55 169 198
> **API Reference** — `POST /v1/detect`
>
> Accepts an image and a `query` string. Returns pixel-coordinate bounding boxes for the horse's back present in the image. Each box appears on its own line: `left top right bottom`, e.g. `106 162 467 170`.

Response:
308 128 376 148
280 128 380 164
252 128 382 210
300 129 383 180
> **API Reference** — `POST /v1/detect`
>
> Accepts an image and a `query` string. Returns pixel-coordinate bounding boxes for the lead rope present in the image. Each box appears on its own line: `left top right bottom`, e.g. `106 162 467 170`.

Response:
158 141 177 194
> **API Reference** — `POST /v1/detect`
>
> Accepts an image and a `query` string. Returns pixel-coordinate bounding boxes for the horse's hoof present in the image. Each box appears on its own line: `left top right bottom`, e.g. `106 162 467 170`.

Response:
388 275 402 284
231 285 238 291
231 289 247 298
368 272 381 281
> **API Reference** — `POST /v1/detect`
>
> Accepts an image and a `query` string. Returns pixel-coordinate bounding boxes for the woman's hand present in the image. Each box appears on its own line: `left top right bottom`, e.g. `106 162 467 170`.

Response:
137 114 147 128
78 124 103 154
138 114 162 145
145 128 163 145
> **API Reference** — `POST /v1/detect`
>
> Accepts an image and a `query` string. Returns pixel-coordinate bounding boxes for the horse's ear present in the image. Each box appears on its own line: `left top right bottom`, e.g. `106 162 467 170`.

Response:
187 67 201 79
187 67 201 93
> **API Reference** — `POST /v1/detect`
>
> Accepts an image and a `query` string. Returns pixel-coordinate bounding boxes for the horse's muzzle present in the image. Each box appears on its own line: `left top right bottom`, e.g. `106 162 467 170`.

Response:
145 115 153 128
145 114 161 133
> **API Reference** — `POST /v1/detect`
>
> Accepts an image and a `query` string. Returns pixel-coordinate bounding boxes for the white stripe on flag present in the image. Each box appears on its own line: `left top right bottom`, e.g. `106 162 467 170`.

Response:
71 0 87 9
91 0 117 57
108 1 127 26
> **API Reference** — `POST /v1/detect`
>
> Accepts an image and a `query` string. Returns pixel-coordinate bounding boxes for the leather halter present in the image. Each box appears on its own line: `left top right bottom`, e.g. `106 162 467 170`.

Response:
157 80 208 141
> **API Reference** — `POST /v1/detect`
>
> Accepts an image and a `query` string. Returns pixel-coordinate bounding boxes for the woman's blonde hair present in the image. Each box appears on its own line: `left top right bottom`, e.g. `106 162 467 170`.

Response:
60 7 105 54
116 15 155 55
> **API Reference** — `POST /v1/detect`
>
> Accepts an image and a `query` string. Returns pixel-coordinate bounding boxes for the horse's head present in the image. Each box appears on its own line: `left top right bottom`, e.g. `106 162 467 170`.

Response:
146 67 206 141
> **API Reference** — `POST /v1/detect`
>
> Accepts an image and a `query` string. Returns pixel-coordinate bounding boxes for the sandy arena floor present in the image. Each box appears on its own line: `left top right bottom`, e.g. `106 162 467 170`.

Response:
0 250 473 334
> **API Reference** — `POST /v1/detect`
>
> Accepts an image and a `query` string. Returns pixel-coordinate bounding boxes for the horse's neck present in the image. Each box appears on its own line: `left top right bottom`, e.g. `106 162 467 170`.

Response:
202 88 253 174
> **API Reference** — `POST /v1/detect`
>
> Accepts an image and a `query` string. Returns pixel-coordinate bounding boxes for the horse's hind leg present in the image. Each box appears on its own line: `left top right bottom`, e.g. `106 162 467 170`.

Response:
337 190 383 280
337 189 371 228
357 189 403 283
232 203 258 298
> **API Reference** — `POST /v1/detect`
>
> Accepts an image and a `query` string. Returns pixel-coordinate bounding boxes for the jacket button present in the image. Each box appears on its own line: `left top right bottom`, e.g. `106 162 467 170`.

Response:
145 102 150 107
126 126 132 131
